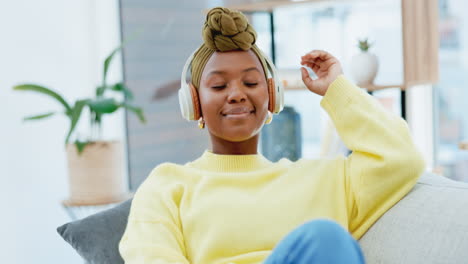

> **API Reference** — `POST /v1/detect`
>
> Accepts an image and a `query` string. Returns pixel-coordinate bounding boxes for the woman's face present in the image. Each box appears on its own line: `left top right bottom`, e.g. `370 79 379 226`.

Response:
198 50 269 143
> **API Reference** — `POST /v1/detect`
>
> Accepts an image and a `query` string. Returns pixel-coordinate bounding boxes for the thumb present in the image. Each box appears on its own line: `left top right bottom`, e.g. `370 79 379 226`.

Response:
301 67 316 93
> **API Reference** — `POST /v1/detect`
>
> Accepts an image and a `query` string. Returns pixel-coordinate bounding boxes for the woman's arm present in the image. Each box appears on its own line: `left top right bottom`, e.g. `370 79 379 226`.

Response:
119 165 190 264
301 51 425 239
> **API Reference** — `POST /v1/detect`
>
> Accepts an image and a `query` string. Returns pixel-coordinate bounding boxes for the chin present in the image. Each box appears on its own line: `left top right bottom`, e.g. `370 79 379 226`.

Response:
222 132 253 142
222 127 263 142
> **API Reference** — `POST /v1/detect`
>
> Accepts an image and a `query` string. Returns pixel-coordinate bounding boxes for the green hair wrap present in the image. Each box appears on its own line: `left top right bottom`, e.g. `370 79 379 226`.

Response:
190 7 269 89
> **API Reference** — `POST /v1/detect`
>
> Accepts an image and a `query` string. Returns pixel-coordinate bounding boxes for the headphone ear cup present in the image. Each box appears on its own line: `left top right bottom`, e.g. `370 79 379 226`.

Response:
189 83 201 120
267 78 276 113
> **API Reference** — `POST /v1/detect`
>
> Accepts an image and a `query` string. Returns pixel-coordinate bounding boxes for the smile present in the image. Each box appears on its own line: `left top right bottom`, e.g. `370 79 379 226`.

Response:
223 111 254 119
222 107 255 119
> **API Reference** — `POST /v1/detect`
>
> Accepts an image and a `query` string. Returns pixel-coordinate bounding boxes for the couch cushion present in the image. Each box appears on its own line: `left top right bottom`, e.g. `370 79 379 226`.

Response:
359 172 468 263
57 199 132 264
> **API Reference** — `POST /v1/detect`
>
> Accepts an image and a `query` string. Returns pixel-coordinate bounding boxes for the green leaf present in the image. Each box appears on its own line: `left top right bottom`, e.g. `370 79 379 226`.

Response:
23 112 56 121
111 82 134 100
358 38 371 52
13 84 72 113
65 99 89 144
87 98 120 114
122 103 146 123
102 43 127 87
96 85 107 97
101 31 143 92
74 140 91 155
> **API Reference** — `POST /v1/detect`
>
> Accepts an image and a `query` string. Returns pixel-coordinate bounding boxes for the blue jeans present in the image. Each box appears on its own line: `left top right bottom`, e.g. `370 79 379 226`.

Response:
264 219 365 264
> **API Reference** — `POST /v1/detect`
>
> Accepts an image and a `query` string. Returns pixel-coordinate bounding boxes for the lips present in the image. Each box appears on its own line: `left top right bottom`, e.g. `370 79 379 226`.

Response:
222 106 255 117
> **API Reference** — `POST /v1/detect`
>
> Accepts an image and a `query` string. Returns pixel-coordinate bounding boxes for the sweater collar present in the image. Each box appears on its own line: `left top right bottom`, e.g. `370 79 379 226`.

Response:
189 150 272 173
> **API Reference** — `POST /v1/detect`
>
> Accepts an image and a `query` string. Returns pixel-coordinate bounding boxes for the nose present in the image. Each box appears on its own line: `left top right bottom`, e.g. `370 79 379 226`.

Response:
227 82 247 104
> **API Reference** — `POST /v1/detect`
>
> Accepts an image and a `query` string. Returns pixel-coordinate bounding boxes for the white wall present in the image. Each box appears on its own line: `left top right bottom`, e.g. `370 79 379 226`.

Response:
407 85 435 170
0 0 124 263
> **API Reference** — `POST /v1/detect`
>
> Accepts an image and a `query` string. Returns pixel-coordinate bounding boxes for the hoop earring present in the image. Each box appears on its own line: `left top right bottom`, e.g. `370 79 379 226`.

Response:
265 111 273 124
198 117 205 129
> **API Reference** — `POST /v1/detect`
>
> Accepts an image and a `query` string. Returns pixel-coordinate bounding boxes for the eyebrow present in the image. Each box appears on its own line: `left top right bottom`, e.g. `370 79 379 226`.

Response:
242 67 261 73
207 67 261 77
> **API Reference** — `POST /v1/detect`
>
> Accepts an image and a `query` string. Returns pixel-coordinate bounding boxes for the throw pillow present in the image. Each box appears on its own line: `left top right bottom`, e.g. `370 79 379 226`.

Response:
57 199 132 264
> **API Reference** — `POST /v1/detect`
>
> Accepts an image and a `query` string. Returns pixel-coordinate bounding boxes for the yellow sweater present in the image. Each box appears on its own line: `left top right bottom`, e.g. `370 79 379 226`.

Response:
119 76 425 264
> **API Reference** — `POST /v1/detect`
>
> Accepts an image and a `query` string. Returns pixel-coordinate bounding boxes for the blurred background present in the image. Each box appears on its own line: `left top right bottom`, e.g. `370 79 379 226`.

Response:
1 0 467 263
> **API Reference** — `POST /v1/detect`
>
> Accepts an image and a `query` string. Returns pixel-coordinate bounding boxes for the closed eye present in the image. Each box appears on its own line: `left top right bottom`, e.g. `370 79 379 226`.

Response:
212 85 226 90
245 82 258 87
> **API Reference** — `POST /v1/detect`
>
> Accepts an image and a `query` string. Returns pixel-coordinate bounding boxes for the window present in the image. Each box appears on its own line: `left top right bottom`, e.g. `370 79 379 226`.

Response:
434 0 468 181
252 1 404 159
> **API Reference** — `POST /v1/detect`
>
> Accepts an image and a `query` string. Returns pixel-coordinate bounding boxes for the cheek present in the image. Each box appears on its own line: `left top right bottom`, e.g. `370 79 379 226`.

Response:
199 90 221 121
254 88 270 114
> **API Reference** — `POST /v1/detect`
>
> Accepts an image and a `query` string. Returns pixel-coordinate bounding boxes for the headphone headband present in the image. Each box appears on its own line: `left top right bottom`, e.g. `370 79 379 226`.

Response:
180 49 197 90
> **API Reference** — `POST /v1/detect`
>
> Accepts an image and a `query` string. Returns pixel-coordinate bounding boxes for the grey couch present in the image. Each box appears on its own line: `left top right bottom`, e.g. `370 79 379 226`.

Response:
58 172 468 264
359 172 468 263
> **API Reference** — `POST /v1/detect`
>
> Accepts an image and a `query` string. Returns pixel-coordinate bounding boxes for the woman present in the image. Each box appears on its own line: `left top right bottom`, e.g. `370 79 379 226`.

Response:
119 7 424 264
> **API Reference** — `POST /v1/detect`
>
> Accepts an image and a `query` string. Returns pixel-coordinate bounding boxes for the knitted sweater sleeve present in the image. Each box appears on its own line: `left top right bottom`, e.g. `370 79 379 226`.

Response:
119 165 190 264
320 76 425 239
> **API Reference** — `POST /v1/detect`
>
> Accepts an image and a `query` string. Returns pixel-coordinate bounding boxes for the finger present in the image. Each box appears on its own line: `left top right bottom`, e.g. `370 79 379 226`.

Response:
311 63 320 73
301 57 322 64
301 57 324 67
302 50 332 61
301 67 315 90
320 58 341 72
312 50 332 60
302 50 323 60
301 57 327 68
305 58 338 73
301 60 319 67
302 61 321 73
301 58 322 68
314 59 333 71
303 50 322 57
301 54 319 63
302 61 320 70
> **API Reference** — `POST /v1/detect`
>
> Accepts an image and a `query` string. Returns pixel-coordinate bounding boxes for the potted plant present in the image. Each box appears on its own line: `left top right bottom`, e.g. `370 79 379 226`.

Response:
13 43 146 205
350 38 379 86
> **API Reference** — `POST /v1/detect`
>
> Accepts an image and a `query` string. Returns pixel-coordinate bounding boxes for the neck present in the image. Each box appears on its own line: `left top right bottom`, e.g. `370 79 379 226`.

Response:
209 134 259 155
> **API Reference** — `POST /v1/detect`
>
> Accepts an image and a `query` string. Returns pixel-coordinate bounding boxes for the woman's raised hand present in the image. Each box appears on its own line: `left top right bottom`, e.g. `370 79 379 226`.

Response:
300 50 343 96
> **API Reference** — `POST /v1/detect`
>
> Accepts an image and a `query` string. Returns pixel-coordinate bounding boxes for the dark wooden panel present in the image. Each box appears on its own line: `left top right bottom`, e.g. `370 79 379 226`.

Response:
120 0 213 190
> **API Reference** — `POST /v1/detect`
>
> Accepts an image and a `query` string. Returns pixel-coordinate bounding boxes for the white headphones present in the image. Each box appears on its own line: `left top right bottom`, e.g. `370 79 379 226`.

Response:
178 48 284 121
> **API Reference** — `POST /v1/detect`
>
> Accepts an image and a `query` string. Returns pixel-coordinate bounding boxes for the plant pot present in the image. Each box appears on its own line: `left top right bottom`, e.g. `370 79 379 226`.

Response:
64 140 128 205
350 52 379 86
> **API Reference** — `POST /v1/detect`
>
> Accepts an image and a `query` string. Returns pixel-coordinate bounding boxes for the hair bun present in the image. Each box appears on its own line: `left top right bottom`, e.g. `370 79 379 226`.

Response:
202 7 257 52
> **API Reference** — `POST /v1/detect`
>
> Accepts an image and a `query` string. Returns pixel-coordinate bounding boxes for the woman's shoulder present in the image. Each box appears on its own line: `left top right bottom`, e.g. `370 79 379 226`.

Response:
150 161 187 174
143 161 196 186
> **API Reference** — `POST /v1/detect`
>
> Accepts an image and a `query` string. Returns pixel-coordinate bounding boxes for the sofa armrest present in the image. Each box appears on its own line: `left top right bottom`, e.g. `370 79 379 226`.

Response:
359 172 468 263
